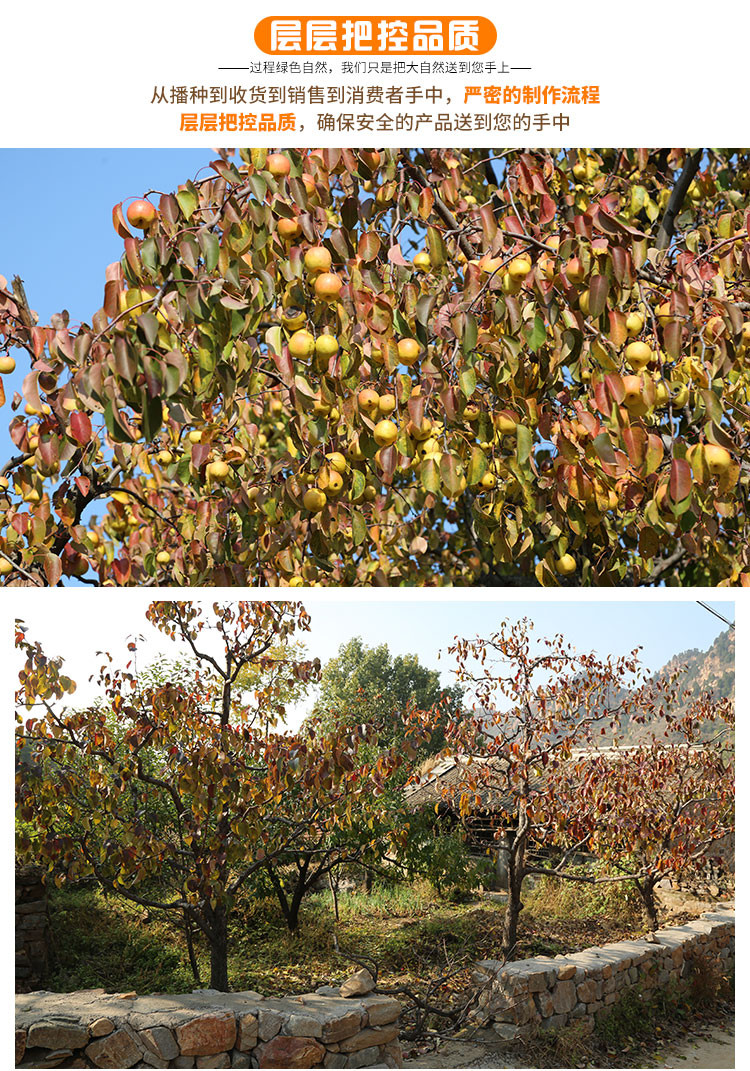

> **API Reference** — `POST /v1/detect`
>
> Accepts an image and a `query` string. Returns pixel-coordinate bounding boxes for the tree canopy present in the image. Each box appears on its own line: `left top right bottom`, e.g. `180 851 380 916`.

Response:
15 601 429 989
312 636 463 757
1 147 748 587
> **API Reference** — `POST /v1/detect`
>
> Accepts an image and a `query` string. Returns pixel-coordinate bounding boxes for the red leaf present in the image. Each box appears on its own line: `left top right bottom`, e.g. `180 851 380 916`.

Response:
589 273 609 319
112 201 132 239
42 554 63 587
75 476 91 496
669 458 692 502
112 556 132 585
192 443 210 469
22 370 43 412
539 194 556 225
70 411 92 445
31 327 46 358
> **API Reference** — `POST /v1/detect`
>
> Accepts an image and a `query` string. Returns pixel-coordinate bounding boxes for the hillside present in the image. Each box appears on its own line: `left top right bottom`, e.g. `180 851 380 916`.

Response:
657 628 735 704
616 628 735 744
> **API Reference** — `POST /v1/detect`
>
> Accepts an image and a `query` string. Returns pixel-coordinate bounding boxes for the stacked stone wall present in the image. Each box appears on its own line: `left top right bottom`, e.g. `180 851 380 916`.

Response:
472 905 734 1039
16 867 50 993
15 980 402 1070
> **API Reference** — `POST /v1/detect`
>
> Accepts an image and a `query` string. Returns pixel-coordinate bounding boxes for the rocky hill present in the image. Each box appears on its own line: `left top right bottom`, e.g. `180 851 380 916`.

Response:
657 627 734 704
616 628 734 743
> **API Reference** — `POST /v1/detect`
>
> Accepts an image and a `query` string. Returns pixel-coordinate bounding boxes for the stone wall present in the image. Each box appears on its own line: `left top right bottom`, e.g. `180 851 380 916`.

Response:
15 974 402 1070
472 905 734 1040
16 867 50 994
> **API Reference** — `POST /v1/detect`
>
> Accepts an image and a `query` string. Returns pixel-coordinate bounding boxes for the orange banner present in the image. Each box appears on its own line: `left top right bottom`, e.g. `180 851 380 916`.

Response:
254 17 497 56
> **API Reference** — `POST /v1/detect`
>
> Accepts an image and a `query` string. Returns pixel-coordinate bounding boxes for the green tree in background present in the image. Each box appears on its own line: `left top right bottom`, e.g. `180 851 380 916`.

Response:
312 637 464 760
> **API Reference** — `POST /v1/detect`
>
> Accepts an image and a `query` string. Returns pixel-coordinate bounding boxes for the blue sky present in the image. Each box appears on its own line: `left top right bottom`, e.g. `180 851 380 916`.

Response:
1 149 217 325
15 595 734 725
1 148 218 456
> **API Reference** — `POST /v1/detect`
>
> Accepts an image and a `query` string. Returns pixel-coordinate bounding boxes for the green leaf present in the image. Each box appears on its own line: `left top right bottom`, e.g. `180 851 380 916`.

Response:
199 231 220 273
416 294 436 328
420 458 441 494
525 314 546 353
516 424 533 465
249 173 267 202
468 446 487 485
459 368 477 399
592 432 616 466
136 312 159 347
351 470 366 501
140 239 159 278
439 453 463 495
351 509 367 546
103 399 133 444
176 185 199 221
462 313 478 354
140 390 163 442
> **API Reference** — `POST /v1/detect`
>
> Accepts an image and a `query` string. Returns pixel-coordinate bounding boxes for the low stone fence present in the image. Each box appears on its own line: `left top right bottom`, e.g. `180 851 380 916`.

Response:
473 905 734 1039
15 975 402 1070
16 867 50 993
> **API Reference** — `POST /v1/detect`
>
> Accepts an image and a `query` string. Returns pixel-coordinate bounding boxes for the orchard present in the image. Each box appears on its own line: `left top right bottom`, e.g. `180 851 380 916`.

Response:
1 148 749 586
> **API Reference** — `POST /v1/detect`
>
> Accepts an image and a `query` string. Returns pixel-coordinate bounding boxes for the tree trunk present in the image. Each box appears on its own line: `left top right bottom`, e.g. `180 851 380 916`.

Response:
328 870 340 923
286 883 306 932
638 876 659 929
501 841 525 959
209 906 229 991
183 909 201 986
365 869 373 894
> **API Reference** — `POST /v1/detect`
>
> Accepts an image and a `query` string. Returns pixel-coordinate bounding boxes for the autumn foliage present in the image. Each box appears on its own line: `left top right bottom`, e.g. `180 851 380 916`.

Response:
428 619 734 951
15 601 429 990
1 148 749 586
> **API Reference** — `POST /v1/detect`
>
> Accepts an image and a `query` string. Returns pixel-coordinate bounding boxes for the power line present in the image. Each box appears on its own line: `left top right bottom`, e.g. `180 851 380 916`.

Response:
696 601 735 631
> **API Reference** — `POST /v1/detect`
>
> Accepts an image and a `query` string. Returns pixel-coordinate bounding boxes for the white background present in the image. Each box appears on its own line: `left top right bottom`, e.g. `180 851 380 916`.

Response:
3 1 747 1065
3 0 749 146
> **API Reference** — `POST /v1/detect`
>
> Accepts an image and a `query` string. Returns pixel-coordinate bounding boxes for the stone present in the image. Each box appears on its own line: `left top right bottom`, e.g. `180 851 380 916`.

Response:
90 1018 115 1038
257 1008 284 1042
383 1041 403 1069
141 1053 169 1069
535 990 555 1018
493 1021 522 1041
345 1046 381 1068
176 1013 237 1057
28 1020 90 1051
340 970 376 998
540 1013 568 1032
16 1028 27 1064
551 980 577 1016
237 1013 259 1051
173 1059 196 1068
196 1056 231 1068
39 1048 75 1066
555 964 577 981
324 1055 348 1069
140 1026 180 1061
257 1035 326 1068
321 1011 363 1043
86 1026 143 1068
287 1013 323 1038
231 1051 252 1068
360 998 400 1028
339 1025 399 1053
576 978 599 1004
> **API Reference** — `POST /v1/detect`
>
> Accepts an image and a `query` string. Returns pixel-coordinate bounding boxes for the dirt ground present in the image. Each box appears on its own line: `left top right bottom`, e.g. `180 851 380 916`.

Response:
403 1016 735 1068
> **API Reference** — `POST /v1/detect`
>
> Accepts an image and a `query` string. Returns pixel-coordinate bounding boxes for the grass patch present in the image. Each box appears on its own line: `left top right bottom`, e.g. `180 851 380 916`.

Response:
45 879 642 997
